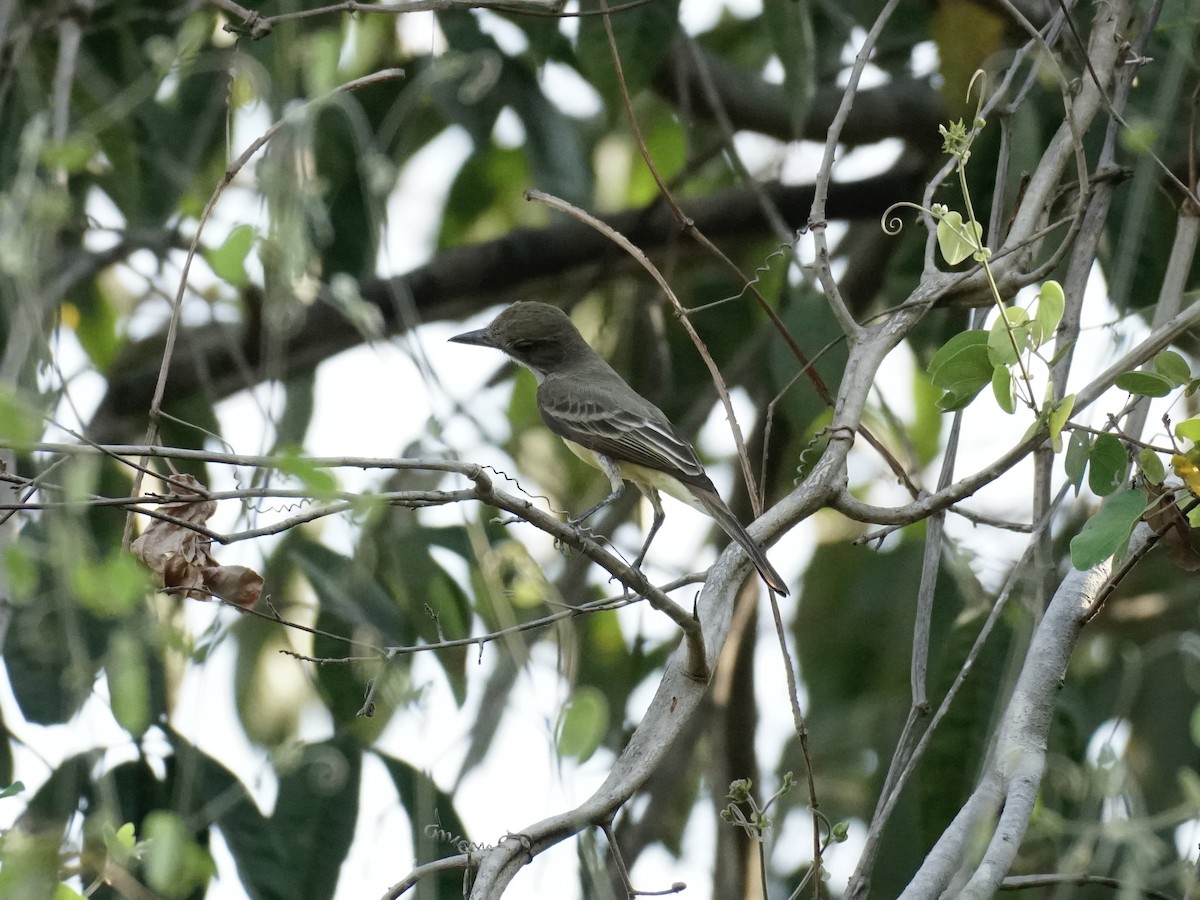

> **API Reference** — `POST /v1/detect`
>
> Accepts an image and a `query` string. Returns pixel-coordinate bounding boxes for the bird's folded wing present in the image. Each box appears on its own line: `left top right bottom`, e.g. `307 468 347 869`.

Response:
537 378 707 483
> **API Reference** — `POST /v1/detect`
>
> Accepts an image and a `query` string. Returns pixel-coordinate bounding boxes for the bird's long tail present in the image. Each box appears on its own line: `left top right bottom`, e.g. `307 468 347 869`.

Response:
693 488 788 596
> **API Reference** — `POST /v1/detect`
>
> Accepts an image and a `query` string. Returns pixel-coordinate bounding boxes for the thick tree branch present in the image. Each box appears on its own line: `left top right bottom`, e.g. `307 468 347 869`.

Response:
654 40 944 148
896 525 1142 898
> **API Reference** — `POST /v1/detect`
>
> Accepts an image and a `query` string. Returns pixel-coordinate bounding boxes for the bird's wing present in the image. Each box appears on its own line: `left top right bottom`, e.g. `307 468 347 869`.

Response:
536 375 709 485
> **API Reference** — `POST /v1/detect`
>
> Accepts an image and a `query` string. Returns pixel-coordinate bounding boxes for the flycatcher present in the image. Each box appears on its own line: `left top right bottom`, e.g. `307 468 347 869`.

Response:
449 301 788 595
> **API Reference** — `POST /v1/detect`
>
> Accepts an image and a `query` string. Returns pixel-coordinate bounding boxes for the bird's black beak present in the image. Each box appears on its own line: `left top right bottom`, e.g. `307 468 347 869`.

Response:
448 327 495 348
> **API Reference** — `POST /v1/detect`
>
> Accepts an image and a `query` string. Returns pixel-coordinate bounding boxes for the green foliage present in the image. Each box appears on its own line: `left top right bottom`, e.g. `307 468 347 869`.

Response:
1069 488 1149 570
927 330 991 410
142 811 216 898
1088 433 1129 497
934 209 982 266
576 0 681 110
556 685 609 762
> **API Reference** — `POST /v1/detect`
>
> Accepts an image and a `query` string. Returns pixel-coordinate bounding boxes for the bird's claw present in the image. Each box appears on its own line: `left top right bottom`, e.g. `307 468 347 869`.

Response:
567 518 599 543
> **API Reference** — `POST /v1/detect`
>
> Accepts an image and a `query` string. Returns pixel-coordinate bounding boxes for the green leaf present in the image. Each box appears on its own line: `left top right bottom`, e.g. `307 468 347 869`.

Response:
1047 393 1075 454
377 751 470 899
557 686 609 763
928 330 992 411
143 811 215 899
1120 121 1157 154
1180 767 1200 804
763 0 815 135
1154 349 1191 386
272 737 362 900
1047 338 1077 369
1069 487 1148 570
275 447 339 502
0 829 61 900
41 132 100 173
204 225 256 287
577 0 682 107
1175 417 1200 443
103 821 138 864
987 306 1032 367
166 730 296 898
107 629 150 737
936 210 983 266
1064 429 1090 496
1136 448 1166 484
991 364 1015 413
0 384 43 448
909 369 944 465
1114 371 1173 397
1031 280 1064 346
1088 433 1128 497
291 541 408 647
0 781 24 799
71 552 149 619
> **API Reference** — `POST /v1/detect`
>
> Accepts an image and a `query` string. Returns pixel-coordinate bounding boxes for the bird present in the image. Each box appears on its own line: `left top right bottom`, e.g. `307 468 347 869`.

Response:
449 301 788 595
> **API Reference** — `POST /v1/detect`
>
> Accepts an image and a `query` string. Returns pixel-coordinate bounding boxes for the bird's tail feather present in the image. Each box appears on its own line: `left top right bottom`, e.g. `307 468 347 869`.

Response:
693 488 788 596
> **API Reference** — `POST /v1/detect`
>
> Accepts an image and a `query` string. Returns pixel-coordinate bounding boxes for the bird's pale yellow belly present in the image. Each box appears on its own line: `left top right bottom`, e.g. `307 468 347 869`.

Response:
561 439 707 513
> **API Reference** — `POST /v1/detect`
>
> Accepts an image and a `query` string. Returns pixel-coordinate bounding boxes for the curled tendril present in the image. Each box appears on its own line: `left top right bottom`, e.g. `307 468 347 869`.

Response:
424 821 491 855
967 69 988 124
306 745 351 792
880 201 930 235
718 237 801 308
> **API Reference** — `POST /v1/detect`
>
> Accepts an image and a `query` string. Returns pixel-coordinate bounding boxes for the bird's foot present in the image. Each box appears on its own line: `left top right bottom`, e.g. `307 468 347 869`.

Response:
552 520 597 557
566 516 600 544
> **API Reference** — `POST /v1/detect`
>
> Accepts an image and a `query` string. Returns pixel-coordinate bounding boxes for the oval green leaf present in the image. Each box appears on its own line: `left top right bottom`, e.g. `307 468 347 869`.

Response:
936 210 983 266
1114 371 1173 397
987 307 1031 366
557 686 609 763
1032 280 1064 346
204 224 256 288
929 331 992 410
1154 349 1191 386
1069 487 1147 570
107 630 150 738
1136 447 1166 484
1175 417 1200 443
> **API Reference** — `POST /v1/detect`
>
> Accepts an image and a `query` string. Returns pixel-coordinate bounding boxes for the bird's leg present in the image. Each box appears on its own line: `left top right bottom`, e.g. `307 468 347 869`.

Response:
568 453 625 536
632 485 665 570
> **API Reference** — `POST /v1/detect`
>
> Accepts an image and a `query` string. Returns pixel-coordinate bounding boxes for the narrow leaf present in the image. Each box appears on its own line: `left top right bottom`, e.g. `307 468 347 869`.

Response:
991 364 1015 413
1047 393 1075 454
1064 429 1090 496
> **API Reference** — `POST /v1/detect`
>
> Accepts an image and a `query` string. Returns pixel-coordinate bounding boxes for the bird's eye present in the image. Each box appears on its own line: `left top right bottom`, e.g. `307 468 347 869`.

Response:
511 339 538 354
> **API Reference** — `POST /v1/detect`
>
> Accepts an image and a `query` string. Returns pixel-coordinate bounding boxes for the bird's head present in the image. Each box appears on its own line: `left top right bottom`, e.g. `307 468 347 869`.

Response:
448 302 592 376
